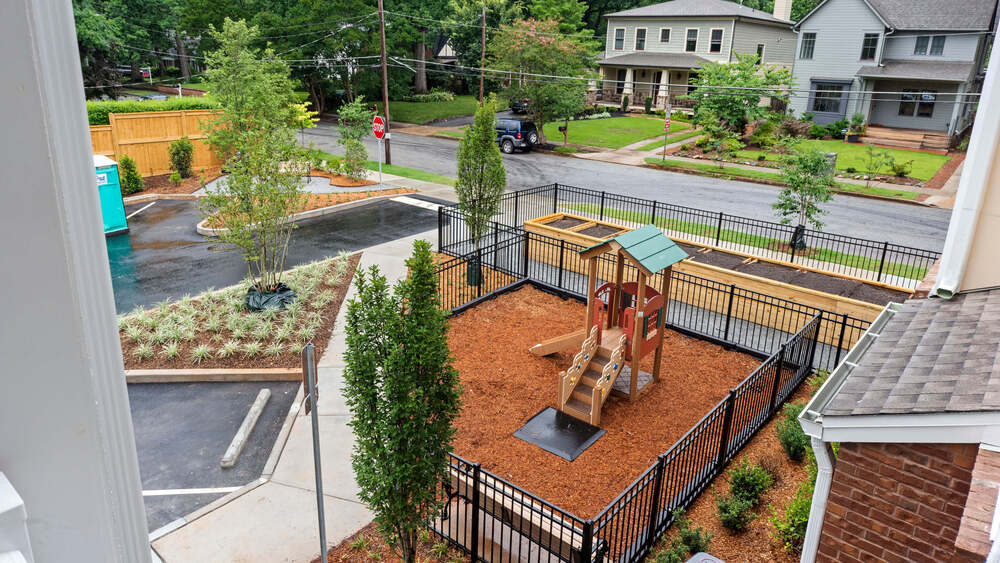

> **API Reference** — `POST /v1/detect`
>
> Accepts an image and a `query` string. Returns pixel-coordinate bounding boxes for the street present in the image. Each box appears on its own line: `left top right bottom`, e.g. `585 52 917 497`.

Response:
302 122 952 251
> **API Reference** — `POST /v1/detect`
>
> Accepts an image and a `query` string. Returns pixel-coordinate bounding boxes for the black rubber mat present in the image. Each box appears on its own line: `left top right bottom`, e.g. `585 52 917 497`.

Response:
514 407 605 461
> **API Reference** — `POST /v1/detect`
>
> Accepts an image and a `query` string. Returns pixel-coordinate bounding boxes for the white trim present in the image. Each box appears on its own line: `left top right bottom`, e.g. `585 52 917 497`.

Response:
634 27 647 51
799 30 817 59
613 27 626 51
659 27 671 43
859 30 880 61
800 438 836 563
756 43 766 61
709 27 725 54
684 27 699 52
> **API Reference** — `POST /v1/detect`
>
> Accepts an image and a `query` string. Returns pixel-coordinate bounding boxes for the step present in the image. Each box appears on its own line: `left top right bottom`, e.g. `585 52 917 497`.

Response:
859 136 923 149
571 381 595 404
564 398 592 420
581 368 602 388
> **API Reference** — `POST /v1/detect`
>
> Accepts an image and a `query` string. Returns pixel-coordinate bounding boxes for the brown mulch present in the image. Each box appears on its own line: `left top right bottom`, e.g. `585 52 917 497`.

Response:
322 523 464 563
448 285 760 519
310 168 377 187
138 168 224 195
119 254 358 370
651 384 816 563
433 253 519 310
925 151 966 190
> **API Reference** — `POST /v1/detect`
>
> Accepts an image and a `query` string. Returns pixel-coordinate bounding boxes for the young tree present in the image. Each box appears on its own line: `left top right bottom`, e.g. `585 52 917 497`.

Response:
529 0 588 34
488 18 592 143
688 53 794 132
774 145 835 248
344 240 462 563
338 97 374 181
199 19 309 301
455 94 506 253
863 143 893 188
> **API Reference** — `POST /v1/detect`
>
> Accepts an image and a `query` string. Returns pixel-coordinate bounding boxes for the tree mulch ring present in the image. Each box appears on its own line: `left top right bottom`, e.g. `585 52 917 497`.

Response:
448 285 760 519
309 167 378 187
119 253 359 370
321 523 464 563
138 167 224 195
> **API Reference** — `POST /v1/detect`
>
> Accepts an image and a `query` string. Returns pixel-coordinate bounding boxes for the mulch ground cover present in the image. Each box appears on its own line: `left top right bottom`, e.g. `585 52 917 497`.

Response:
323 525 464 563
136 168 224 195
448 285 761 519
119 253 359 370
309 168 377 187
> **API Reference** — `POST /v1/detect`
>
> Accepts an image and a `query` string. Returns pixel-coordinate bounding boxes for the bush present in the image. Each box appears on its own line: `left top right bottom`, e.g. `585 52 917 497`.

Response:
402 89 454 103
849 112 866 133
652 508 712 561
825 118 848 138
671 110 691 122
758 154 767 161
168 137 194 178
777 402 810 461
163 66 181 78
727 457 774 504
644 96 653 114
808 123 827 139
747 119 778 149
621 95 629 113
958 136 970 150
86 98 220 126
891 159 914 177
169 171 183 186
584 111 612 120
845 166 856 173
772 473 814 552
800 111 815 122
716 492 756 531
118 155 145 195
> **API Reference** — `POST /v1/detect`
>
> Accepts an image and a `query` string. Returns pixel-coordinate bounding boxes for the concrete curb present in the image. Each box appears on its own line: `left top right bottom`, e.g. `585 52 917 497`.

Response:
220 389 272 468
125 368 301 383
196 194 403 237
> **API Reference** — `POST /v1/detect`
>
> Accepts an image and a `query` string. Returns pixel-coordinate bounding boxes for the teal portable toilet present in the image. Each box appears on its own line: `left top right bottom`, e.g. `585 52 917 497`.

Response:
94 155 128 235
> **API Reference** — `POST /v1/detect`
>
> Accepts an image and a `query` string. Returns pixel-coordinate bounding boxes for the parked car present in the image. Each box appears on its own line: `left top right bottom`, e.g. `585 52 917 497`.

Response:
495 119 539 154
510 98 531 113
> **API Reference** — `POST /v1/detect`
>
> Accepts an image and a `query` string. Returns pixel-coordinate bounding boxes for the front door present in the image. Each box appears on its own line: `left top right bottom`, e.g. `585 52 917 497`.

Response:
652 71 662 105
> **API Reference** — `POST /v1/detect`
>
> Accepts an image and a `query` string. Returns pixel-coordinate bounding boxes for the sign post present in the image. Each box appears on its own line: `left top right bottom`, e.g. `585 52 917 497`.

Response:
662 104 672 162
372 115 386 188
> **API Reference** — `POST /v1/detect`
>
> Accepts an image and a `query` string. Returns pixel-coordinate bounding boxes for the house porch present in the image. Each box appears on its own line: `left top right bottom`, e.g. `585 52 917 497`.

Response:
594 65 696 110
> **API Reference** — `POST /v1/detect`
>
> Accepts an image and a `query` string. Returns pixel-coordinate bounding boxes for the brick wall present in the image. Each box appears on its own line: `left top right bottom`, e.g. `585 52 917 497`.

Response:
817 442 977 563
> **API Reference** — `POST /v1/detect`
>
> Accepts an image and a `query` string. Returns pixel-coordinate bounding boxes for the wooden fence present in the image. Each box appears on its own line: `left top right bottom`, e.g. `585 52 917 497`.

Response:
89 110 223 177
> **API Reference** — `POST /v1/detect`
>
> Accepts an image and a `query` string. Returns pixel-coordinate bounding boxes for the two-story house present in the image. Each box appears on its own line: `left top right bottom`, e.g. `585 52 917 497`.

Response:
597 0 797 110
790 0 997 149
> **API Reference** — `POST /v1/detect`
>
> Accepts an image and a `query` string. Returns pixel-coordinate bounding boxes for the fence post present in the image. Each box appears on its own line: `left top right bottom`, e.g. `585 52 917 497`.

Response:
553 184 559 214
578 520 594 563
716 390 737 473
807 313 822 373
645 454 667 552
599 191 606 221
557 239 566 289
833 313 849 367
722 284 736 343
491 222 499 270
513 189 520 227
876 241 889 282
768 345 787 416
470 463 481 562
475 246 483 299
715 211 724 246
437 207 444 253
521 231 531 279
651 200 658 227
789 237 797 264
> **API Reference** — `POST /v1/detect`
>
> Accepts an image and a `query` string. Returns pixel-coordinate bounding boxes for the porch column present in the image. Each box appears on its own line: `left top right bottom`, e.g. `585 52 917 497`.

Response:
948 84 966 137
659 70 670 109
623 67 634 97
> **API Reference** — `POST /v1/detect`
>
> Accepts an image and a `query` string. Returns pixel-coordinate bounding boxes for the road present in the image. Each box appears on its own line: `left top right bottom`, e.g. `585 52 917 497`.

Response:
303 122 952 251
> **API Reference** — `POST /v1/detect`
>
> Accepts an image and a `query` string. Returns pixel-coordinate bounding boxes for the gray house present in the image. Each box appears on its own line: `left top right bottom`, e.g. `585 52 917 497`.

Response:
597 0 797 109
789 0 997 148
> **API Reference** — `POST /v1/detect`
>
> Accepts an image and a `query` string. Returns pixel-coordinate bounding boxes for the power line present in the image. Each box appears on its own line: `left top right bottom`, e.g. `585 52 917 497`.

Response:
383 11 596 40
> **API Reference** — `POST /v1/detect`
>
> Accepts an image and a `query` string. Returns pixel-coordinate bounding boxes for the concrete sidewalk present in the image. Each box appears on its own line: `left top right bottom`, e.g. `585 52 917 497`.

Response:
151 231 434 562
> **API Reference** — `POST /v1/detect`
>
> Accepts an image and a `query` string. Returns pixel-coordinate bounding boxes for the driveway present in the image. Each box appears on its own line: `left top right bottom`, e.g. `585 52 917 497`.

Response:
302 124 951 251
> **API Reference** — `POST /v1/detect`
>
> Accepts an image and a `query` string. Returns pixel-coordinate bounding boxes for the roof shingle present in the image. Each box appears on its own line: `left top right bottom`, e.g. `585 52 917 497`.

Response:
605 0 791 24
866 0 997 31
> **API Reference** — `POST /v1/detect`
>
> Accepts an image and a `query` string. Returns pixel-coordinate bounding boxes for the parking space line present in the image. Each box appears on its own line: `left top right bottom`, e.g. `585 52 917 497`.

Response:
392 195 441 211
126 201 157 219
142 486 242 496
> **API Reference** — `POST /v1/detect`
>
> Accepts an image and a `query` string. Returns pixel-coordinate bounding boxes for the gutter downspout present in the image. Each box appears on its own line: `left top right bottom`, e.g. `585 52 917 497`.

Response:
932 36 1000 298
801 438 836 563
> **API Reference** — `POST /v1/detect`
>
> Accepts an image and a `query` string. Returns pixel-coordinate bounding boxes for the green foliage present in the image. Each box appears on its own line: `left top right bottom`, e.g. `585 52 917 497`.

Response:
456 94 507 250
777 402 810 461
699 109 744 169
168 137 194 178
825 118 848 138
772 480 813 553
652 509 712 562
716 492 757 531
118 155 145 195
447 0 524 81
727 457 775 504
891 159 914 177
958 136 970 150
687 53 794 131
528 0 589 34
86 98 220 126
169 171 183 186
849 112 866 133
808 123 827 139
747 119 779 149
338 97 374 181
621 95 629 113
863 144 893 187
344 240 462 563
402 89 455 103
774 144 835 228
644 96 653 114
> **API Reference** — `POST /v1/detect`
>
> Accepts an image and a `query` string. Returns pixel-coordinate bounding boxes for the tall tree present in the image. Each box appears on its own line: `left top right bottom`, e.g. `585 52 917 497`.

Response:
773 145 835 234
344 240 461 563
447 0 523 94
687 53 794 132
455 94 506 252
529 0 588 33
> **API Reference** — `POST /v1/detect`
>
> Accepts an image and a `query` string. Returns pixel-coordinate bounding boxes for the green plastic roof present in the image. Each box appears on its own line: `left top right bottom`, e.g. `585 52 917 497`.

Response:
581 224 689 273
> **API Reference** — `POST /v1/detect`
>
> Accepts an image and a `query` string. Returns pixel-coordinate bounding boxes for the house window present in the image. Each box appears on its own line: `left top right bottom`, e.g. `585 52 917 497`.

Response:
660 28 671 43
899 88 937 117
914 36 929 55
635 28 647 51
614 28 625 50
930 36 946 56
756 43 765 61
800 32 816 59
811 83 844 113
616 69 626 94
686 29 698 52
860 33 878 60
710 29 724 53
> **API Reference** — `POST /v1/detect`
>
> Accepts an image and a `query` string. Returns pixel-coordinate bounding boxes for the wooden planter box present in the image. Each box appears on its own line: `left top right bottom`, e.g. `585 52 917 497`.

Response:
524 213 631 247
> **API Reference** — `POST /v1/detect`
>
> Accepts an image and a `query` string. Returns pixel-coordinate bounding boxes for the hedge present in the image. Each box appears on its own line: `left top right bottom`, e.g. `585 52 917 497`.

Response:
86 98 220 126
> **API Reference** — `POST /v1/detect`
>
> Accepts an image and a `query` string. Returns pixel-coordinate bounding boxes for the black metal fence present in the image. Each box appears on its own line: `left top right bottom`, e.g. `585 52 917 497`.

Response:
440 183 939 290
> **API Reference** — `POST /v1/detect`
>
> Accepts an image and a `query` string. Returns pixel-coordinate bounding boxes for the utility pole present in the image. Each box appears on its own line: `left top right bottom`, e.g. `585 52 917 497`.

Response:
479 3 486 102
377 0 392 164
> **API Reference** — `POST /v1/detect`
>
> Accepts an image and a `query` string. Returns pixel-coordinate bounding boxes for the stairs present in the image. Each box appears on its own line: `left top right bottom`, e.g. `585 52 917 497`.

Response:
860 126 951 152
558 328 628 426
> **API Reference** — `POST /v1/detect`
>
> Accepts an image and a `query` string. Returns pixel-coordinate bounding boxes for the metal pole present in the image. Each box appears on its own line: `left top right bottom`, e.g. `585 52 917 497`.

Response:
377 138 383 188
876 241 889 282
303 343 327 558
834 313 849 366
661 104 672 162
722 284 736 343
715 211 724 246
768 345 787 415
377 0 392 164
470 463 481 561
716 390 736 473
479 4 486 103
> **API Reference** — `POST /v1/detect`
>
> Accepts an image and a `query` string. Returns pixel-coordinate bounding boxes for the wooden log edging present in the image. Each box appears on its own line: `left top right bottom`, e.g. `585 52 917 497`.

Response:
196 193 402 237
125 367 301 383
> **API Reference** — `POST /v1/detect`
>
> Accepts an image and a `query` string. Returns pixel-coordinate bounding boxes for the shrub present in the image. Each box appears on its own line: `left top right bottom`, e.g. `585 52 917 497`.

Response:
644 96 653 114
808 123 827 139
403 89 454 102
845 166 856 173
337 97 374 181
716 492 756 531
169 171 183 186
825 118 848 138
621 95 629 113
772 472 814 552
747 118 778 149
168 137 194 178
891 159 914 177
727 457 774 504
86 98 220 126
800 111 815 122
583 111 612 120
849 112 866 133
758 154 767 161
671 110 691 122
958 136 970 150
118 155 145 195
777 402 810 461
653 508 712 561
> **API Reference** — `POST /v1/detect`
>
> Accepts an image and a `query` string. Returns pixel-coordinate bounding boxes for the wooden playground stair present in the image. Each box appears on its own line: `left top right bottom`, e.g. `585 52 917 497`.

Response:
559 327 628 426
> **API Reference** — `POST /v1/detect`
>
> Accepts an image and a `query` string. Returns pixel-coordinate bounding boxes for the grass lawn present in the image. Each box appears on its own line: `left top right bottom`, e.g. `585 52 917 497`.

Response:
736 140 950 181
437 130 465 139
375 95 480 124
314 150 455 186
638 129 703 152
542 117 689 149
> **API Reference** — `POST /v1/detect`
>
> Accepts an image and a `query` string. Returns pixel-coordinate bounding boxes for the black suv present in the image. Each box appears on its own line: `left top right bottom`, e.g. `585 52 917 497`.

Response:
495 118 539 154
510 97 531 113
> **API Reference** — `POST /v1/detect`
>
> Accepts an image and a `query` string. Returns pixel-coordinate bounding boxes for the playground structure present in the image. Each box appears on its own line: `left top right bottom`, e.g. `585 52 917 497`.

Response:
532 225 688 426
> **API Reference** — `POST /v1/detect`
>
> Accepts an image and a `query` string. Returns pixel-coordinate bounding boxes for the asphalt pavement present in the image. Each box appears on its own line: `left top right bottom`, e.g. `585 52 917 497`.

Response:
302 122 951 251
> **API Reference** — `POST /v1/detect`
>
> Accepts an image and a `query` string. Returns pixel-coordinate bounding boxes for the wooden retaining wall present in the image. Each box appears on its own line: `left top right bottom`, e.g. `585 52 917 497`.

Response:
89 110 223 177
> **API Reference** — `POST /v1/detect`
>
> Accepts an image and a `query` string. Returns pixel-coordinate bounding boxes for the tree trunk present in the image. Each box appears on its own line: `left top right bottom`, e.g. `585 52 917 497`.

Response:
414 32 427 94
344 70 354 103
130 61 141 81
563 118 568 147
175 32 191 80
398 528 417 563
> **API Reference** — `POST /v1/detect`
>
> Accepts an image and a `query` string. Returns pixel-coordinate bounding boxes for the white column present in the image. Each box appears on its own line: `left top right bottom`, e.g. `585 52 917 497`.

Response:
623 68 634 96
0 1 150 562
659 70 670 109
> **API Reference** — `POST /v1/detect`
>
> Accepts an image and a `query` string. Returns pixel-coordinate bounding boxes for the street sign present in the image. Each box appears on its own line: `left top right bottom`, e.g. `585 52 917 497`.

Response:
372 115 386 139
662 105 673 162
664 115 671 132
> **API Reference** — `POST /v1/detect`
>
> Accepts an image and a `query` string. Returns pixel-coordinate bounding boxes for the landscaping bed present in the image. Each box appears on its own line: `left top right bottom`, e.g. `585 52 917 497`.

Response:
118 253 358 369
135 168 224 196
309 167 377 187
448 285 761 518
323 524 464 563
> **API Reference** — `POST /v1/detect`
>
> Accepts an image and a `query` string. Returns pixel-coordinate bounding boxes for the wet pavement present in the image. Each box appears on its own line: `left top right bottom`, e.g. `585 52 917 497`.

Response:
107 197 440 312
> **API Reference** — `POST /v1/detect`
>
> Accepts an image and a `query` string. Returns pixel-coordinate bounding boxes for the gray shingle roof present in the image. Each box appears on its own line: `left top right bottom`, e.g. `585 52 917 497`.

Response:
823 290 1000 417
605 0 792 24
856 60 975 82
866 0 997 31
599 52 708 69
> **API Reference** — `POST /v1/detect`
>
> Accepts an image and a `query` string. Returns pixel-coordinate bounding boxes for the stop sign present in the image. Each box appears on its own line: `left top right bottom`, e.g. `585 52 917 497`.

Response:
372 115 386 139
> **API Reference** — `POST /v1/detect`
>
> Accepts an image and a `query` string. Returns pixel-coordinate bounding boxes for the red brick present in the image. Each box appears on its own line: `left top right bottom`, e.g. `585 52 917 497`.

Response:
854 537 885 558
